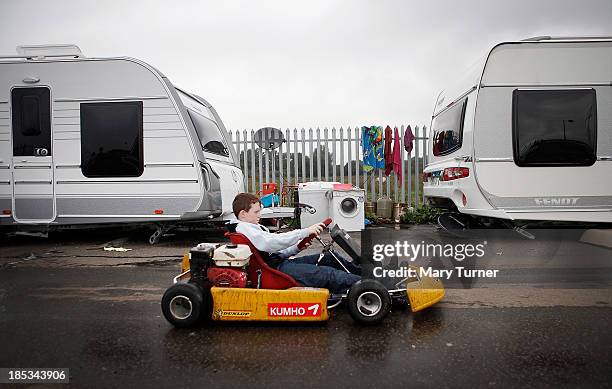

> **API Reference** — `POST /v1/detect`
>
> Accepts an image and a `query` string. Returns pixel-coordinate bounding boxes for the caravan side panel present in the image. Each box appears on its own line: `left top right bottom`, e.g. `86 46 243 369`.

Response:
473 42 612 222
0 59 206 226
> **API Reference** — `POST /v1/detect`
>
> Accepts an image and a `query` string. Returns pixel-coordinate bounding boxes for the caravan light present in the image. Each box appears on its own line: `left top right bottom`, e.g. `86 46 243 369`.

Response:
442 167 469 181
154 209 164 215
2 209 10 215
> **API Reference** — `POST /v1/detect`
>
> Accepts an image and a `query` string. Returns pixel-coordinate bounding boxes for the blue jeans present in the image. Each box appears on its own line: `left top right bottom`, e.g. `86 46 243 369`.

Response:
277 251 361 293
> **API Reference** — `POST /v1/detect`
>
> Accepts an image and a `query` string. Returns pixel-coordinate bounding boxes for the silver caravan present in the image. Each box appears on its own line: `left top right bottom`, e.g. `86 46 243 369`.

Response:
0 45 244 234
424 37 612 223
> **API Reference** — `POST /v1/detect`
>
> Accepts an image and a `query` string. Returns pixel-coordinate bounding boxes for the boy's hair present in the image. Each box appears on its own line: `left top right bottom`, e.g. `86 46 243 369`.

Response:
232 193 261 217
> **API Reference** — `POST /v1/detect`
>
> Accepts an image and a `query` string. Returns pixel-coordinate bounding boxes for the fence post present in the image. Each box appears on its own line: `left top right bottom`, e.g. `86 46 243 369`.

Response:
316 128 322 182
301 129 306 185
293 129 298 185
347 127 352 185
359 127 367 199
407 128 412 207
270 142 275 188
338 127 343 183
385 127 391 198
258 131 263 193
241 130 247 192
250 130 256 193
393 126 398 202
278 132 283 202
324 127 329 182
378 161 383 200
400 125 405 204
285 129 290 189
414 126 420 207
422 125 427 206
309 128 314 182
355 127 360 190
332 127 337 182
265 137 270 188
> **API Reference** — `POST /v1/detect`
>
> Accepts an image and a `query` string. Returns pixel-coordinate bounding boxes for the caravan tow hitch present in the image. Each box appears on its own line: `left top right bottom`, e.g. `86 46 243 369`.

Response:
149 224 174 245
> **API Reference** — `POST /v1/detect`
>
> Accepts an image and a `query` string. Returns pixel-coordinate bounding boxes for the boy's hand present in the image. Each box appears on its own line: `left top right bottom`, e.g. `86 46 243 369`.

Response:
307 222 325 236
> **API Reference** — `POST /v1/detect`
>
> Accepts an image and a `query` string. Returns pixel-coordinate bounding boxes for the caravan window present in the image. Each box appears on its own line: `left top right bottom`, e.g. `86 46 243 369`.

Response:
431 98 467 156
512 89 597 167
80 101 144 177
187 109 229 156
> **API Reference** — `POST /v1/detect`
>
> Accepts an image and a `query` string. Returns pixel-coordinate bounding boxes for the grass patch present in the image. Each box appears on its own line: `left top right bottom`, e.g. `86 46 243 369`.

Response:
400 206 444 225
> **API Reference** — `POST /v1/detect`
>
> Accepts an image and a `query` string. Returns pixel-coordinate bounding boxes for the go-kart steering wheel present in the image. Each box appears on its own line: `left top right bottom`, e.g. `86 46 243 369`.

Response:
297 218 332 250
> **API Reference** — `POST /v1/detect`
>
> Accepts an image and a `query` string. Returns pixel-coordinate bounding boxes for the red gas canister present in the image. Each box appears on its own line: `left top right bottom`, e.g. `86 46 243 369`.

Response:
262 182 277 195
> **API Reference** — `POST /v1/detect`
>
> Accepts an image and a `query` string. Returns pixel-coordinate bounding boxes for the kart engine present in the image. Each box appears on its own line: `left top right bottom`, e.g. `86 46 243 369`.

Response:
207 267 248 288
189 243 251 288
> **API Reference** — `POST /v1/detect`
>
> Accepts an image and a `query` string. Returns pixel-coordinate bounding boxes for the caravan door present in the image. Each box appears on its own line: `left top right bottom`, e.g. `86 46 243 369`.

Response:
11 86 56 223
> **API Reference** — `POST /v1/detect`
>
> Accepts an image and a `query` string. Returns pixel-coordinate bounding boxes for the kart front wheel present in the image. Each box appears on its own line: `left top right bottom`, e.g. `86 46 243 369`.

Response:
347 279 391 325
161 283 205 328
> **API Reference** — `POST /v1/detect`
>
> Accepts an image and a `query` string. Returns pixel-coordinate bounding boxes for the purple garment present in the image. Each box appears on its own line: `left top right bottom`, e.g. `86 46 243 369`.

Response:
393 127 402 182
404 125 415 154
384 126 393 176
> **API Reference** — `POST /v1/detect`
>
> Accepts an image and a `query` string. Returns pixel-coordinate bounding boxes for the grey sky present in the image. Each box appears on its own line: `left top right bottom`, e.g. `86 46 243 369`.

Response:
2 0 611 131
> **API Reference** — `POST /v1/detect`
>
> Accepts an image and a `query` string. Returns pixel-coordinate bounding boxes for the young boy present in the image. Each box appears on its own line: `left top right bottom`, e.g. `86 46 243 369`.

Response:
227 193 361 293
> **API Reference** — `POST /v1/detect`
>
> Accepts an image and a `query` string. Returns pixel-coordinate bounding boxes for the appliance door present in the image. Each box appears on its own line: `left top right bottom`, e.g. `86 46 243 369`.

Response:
331 191 364 231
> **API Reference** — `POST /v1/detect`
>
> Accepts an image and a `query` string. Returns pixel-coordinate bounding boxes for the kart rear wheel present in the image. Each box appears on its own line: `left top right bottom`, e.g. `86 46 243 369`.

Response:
161 282 205 328
347 279 391 325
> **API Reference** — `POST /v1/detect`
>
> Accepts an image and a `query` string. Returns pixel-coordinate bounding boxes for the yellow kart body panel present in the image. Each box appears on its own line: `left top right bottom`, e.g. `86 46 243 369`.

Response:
210 286 330 322
406 273 445 312
180 254 190 273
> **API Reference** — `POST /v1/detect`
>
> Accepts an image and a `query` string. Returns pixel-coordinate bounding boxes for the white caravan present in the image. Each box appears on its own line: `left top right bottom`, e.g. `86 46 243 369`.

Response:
424 37 612 223
0 44 244 236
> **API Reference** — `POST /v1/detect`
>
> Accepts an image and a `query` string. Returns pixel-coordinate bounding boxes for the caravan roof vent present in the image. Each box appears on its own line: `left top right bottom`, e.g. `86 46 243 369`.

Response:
522 36 552 42
16 44 84 59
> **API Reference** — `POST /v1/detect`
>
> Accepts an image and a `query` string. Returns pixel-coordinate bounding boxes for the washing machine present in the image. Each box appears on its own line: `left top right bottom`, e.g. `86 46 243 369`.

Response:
298 181 339 227
329 187 365 232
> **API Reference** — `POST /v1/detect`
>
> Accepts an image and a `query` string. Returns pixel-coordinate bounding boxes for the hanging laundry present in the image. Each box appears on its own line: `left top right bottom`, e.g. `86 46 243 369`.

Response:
392 126 402 182
384 126 393 176
404 125 415 154
361 126 385 172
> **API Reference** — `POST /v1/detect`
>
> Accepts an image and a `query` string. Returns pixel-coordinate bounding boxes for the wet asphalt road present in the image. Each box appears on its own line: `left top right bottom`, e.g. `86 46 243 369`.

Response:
1 226 611 388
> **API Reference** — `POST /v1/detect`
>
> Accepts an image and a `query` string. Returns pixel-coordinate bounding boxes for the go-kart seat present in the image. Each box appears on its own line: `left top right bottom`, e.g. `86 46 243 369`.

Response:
225 232 300 289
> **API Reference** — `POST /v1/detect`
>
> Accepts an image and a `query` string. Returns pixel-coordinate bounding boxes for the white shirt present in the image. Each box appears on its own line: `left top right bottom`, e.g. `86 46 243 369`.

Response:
233 221 310 258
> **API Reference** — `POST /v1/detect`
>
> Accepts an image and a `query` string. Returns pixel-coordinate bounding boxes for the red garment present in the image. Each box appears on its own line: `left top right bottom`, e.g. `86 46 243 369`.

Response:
393 127 402 182
404 125 415 154
384 125 393 176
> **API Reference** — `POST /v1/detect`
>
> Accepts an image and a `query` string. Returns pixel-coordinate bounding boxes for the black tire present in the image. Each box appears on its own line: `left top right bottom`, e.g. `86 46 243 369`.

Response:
347 279 391 325
161 283 205 328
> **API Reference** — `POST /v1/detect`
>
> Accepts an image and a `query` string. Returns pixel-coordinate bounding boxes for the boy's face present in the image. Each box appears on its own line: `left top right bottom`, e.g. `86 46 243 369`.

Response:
238 202 261 224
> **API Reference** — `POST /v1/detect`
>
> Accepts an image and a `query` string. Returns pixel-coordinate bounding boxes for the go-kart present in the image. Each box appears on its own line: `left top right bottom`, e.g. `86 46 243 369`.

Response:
161 219 444 328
